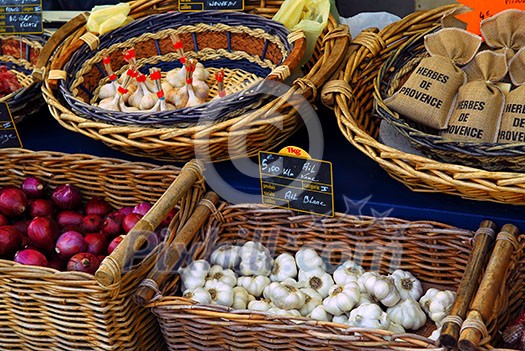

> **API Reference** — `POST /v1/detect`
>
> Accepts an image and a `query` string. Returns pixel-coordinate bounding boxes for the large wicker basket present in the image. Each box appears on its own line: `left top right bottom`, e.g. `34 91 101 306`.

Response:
1 34 47 124
147 203 525 350
0 148 205 350
322 4 525 205
36 0 349 162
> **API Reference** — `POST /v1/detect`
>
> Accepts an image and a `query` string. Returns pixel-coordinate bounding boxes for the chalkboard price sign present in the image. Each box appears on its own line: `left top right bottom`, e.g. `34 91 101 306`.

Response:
178 0 244 12
0 0 43 34
0 102 23 148
259 151 334 217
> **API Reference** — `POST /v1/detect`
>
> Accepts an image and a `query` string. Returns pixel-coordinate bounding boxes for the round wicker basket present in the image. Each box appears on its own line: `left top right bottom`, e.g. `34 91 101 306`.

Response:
322 4 525 205
37 0 349 162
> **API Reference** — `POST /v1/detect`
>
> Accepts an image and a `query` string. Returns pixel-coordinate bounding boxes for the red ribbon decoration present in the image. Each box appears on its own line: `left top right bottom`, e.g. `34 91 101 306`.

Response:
117 86 129 95
127 69 138 78
109 73 117 81
102 56 111 65
123 49 136 62
173 41 183 50
156 90 165 99
136 74 147 83
149 70 162 81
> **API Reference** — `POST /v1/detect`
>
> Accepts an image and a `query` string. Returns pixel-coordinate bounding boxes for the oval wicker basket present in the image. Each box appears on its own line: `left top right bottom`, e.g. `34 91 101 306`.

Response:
0 148 205 351
0 34 46 123
322 4 525 205
37 0 350 162
374 26 525 172
147 203 525 351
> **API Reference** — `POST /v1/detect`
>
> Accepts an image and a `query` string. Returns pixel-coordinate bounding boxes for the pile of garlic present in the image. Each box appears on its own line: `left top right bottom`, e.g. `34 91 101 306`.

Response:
94 45 223 113
179 242 456 340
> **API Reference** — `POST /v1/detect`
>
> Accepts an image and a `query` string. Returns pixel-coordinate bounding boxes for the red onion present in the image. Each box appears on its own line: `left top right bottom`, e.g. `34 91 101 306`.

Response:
14 249 48 267
28 198 55 218
84 233 107 256
132 202 152 216
67 252 100 274
118 206 133 216
81 214 103 233
0 213 8 226
0 225 23 258
101 211 125 239
97 255 106 263
47 252 66 271
107 235 125 255
161 208 177 227
51 184 82 210
12 219 30 236
56 210 83 229
0 187 27 217
27 216 59 252
55 230 86 260
122 213 142 233
21 177 46 198
84 197 112 217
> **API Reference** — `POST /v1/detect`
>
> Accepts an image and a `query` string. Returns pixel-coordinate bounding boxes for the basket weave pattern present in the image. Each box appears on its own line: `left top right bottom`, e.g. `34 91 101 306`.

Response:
150 204 525 350
322 4 525 204
0 149 205 350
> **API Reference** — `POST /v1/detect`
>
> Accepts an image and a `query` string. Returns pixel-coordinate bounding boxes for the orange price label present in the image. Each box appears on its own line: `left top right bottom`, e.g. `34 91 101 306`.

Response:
456 0 525 36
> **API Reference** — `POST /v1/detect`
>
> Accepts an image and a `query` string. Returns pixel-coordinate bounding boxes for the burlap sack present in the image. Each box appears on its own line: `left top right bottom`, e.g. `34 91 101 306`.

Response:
441 51 507 143
498 48 525 143
384 28 481 130
481 9 525 62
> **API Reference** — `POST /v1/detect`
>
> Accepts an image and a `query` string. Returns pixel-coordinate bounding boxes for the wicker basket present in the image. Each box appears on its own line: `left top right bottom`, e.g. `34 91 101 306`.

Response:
148 203 525 350
322 4 525 205
373 26 525 172
0 34 47 123
0 148 205 350
36 0 350 162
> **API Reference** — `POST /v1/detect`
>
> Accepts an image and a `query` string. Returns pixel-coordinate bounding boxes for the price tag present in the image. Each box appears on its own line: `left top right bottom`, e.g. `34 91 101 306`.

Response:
178 0 244 12
0 102 23 148
259 150 334 217
0 0 43 34
456 0 525 36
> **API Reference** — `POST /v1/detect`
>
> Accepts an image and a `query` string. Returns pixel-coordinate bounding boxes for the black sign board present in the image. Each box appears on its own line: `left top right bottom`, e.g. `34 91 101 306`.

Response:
0 102 23 148
178 0 244 11
259 151 334 217
0 0 43 34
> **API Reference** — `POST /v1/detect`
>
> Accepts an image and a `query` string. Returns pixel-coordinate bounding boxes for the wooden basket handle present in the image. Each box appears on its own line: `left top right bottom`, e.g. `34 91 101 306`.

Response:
134 191 220 306
95 159 204 287
267 31 306 82
32 12 90 84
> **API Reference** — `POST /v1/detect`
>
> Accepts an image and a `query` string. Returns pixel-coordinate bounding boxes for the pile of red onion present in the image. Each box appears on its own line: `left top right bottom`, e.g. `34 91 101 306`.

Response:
0 177 169 275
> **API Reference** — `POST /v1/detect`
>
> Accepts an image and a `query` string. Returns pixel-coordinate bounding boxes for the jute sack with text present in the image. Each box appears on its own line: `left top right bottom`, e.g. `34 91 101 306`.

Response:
441 51 507 143
481 9 525 63
384 28 482 130
498 48 525 144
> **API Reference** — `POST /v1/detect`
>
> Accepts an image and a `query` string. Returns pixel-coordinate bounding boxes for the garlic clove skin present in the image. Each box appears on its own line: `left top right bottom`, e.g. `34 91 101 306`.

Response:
270 253 297 282
139 92 158 110
295 248 325 272
390 269 423 301
386 298 427 331
308 305 332 322
166 86 189 109
206 264 237 288
210 244 241 270
179 259 210 290
232 286 252 310
348 303 391 330
185 85 206 108
322 282 360 316
248 299 273 312
333 260 365 285
192 80 209 101
267 307 302 317
193 62 210 81
98 81 117 100
332 314 349 324
205 280 234 307
237 275 271 298
298 267 334 298
183 287 212 305
299 287 323 317
166 66 187 88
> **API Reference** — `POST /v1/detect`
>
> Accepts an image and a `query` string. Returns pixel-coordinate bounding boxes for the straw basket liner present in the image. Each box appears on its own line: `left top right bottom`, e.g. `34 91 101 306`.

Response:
36 0 350 162
148 203 525 350
0 148 205 350
0 34 46 124
374 27 525 172
321 4 525 205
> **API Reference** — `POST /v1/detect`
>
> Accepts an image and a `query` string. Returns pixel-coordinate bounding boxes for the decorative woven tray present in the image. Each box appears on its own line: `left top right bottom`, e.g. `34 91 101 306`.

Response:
0 148 205 350
322 4 525 205
0 34 46 123
36 0 349 162
147 203 525 350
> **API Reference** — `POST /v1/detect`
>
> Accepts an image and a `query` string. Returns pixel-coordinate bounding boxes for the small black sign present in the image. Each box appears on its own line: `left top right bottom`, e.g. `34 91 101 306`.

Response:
0 0 43 34
0 102 23 148
259 151 334 217
178 0 244 11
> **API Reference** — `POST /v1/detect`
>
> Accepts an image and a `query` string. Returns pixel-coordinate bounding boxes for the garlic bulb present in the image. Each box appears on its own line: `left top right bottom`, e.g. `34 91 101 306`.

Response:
237 275 271 298
206 264 237 287
387 298 427 330
332 314 349 324
419 288 456 325
204 280 234 307
98 81 117 100
239 241 273 277
183 287 212 304
295 248 325 272
179 259 210 290
232 286 253 310
348 303 391 330
166 86 189 109
266 280 306 310
191 79 209 101
358 272 401 307
139 90 158 110
193 62 210 81
166 66 187 88
390 269 423 301
270 253 297 282
210 244 241 270
248 299 273 312
128 74 151 108
299 287 323 317
267 307 302 317
322 282 360 316
185 84 206 107
308 305 332 322
333 260 365 285
298 267 334 298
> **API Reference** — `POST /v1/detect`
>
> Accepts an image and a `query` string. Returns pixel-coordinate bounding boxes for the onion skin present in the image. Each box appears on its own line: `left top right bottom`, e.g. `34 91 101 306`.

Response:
51 184 82 210
122 213 142 233
55 230 86 260
132 202 152 216
101 211 125 239
21 177 46 198
0 225 23 258
84 233 107 256
81 214 103 233
67 252 101 274
107 235 125 255
14 249 48 267
56 210 83 229
27 217 59 252
84 197 112 217
0 187 28 217
28 198 55 218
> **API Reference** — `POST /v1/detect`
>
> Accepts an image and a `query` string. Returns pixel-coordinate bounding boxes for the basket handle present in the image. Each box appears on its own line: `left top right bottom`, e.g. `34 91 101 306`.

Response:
95 159 204 287
267 33 306 81
32 12 90 84
134 191 220 306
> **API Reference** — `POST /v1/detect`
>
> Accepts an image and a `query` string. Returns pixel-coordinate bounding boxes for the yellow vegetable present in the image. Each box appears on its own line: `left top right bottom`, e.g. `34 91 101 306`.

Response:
86 3 131 35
